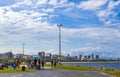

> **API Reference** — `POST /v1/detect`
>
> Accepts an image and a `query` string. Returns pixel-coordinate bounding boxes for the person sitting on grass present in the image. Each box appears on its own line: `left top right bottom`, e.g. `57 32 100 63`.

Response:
16 59 20 68
12 61 17 70
5 62 9 68
0 64 4 70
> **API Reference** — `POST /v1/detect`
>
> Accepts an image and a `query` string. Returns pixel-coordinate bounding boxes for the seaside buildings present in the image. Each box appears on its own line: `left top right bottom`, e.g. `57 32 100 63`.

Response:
0 51 101 61
38 51 45 60
0 52 13 59
79 54 100 61
45 53 52 61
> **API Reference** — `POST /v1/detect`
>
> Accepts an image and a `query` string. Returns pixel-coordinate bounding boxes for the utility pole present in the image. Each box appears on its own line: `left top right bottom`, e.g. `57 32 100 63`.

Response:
57 24 62 65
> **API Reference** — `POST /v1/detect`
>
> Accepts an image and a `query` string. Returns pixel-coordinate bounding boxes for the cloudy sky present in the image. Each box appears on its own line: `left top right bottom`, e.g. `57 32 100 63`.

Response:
0 0 120 59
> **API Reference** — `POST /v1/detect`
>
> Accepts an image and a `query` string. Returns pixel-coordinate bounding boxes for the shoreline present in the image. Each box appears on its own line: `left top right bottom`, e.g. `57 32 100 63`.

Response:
59 60 120 62
60 61 120 70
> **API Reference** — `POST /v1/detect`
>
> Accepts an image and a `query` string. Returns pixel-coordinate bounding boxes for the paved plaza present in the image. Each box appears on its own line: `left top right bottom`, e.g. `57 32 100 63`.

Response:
0 68 114 77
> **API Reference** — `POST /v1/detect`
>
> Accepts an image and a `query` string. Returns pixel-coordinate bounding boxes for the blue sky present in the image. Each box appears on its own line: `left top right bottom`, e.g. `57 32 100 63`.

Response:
0 0 120 59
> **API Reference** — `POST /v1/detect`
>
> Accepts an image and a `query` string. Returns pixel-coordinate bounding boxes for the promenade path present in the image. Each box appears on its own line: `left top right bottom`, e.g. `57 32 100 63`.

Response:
0 68 114 77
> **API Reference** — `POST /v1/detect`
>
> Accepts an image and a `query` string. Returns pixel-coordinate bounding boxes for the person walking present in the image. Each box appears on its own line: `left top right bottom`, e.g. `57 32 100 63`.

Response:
34 58 37 69
54 60 57 68
41 60 44 70
37 59 41 70
51 59 54 68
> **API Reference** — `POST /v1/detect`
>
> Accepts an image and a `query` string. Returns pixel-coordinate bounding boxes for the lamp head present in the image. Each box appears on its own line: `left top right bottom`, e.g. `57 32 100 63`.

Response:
57 24 62 27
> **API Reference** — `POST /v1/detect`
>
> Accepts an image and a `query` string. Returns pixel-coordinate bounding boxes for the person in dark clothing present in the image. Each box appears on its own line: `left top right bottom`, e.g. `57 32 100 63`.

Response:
54 60 57 68
51 59 54 68
37 59 41 70
34 58 37 68
41 60 44 69
38 59 41 65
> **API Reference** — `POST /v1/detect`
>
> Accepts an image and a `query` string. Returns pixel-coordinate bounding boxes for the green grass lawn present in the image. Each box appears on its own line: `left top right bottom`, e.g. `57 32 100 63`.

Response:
0 67 35 73
45 64 120 77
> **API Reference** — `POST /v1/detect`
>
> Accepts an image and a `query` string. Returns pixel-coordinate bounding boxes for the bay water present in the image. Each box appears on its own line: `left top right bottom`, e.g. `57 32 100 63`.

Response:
62 62 120 70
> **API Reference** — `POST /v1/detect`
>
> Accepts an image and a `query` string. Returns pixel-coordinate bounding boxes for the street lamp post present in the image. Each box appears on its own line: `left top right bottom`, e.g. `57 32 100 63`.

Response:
22 43 25 58
57 24 62 65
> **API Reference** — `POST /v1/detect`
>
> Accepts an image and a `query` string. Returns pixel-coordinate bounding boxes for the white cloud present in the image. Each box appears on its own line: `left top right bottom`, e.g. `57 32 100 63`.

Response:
60 27 120 58
0 46 38 55
75 46 101 52
97 0 120 27
49 0 58 5
62 27 120 39
0 0 120 58
36 0 48 5
108 0 120 10
41 8 54 12
78 0 108 10
77 0 120 27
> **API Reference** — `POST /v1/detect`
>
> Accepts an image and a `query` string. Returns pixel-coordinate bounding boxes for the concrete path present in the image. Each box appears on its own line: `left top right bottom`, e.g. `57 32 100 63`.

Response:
0 68 114 77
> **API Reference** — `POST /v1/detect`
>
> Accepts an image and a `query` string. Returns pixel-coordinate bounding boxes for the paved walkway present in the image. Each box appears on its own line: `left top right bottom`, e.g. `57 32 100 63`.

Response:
0 68 114 77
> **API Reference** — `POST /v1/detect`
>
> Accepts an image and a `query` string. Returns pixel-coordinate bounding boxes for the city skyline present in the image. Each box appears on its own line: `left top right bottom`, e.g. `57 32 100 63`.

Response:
0 51 101 61
0 0 120 59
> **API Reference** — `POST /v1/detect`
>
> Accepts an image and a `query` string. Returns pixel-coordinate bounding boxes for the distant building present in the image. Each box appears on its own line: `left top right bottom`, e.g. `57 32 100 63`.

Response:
79 55 82 60
91 53 94 59
0 52 13 59
96 55 99 60
72 56 78 60
88 55 91 59
0 53 3 59
84 56 87 60
13 54 23 59
64 55 78 61
38 51 45 59
5 52 13 58
52 54 59 60
45 53 52 60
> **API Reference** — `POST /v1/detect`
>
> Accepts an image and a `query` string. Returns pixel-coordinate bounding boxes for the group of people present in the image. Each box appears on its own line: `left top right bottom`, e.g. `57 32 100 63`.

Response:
51 59 58 68
0 59 20 70
0 58 59 70
26 58 45 70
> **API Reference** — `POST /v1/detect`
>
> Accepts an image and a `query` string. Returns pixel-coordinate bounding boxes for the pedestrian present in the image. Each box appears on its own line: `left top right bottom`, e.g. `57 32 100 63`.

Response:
31 61 34 69
54 60 57 68
34 58 37 69
41 60 44 69
51 59 54 68
37 59 41 70
38 59 41 65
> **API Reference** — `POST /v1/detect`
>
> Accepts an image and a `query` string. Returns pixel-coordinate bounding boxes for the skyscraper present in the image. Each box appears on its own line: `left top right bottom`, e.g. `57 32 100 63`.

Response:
79 55 82 60
92 53 94 60
96 55 99 60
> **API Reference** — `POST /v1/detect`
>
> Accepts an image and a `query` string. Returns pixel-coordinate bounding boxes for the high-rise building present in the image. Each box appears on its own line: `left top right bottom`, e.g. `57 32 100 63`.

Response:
91 53 94 60
84 56 87 60
96 55 99 60
88 55 91 59
79 55 82 60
